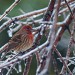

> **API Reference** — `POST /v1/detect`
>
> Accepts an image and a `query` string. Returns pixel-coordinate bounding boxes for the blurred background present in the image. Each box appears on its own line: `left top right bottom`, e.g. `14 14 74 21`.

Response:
0 0 74 75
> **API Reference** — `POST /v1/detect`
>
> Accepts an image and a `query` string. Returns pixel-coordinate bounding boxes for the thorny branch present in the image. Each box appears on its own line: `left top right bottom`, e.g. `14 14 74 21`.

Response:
0 0 75 75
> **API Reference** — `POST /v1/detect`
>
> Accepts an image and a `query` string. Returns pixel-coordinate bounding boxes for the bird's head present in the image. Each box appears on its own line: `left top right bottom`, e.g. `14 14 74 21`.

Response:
22 25 33 34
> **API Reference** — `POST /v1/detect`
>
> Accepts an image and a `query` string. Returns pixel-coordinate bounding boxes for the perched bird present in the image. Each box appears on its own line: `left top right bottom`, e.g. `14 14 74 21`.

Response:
0 25 34 54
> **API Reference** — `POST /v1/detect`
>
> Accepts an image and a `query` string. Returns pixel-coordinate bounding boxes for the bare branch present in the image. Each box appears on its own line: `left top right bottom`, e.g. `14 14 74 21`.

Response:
0 0 21 21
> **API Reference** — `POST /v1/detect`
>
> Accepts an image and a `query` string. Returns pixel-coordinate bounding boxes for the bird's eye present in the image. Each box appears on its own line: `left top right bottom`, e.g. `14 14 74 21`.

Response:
26 27 31 31
26 27 30 30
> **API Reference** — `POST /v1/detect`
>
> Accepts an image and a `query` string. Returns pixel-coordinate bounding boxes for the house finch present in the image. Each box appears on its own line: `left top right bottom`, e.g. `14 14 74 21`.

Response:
0 25 34 54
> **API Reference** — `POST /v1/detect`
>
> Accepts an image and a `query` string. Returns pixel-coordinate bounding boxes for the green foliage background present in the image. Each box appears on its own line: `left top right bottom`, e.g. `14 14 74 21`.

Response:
0 0 72 75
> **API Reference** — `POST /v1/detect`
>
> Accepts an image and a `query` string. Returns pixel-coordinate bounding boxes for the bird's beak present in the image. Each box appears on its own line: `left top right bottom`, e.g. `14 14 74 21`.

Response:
31 28 36 32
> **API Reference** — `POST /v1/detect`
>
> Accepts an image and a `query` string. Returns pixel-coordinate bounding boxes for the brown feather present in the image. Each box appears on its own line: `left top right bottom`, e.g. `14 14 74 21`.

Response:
0 25 33 54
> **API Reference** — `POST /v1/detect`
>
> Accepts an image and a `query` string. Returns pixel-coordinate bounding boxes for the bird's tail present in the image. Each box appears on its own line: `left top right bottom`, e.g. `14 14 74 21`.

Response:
0 43 12 60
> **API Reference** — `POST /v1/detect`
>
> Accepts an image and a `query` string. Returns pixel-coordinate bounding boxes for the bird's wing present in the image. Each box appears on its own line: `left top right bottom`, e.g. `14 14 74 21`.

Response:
11 34 22 43
0 33 24 59
9 30 28 48
0 33 23 54
9 33 23 48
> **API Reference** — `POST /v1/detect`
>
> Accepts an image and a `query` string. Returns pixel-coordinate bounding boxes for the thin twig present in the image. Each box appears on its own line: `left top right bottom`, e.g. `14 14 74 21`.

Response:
64 0 73 17
53 45 73 75
23 56 32 75
0 0 21 21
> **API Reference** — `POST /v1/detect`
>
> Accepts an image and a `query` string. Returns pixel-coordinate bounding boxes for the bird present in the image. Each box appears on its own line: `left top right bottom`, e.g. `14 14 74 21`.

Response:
0 25 34 55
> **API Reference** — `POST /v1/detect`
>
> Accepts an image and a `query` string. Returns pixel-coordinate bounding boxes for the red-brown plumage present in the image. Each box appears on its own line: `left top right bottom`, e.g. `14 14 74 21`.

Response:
1 25 34 53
